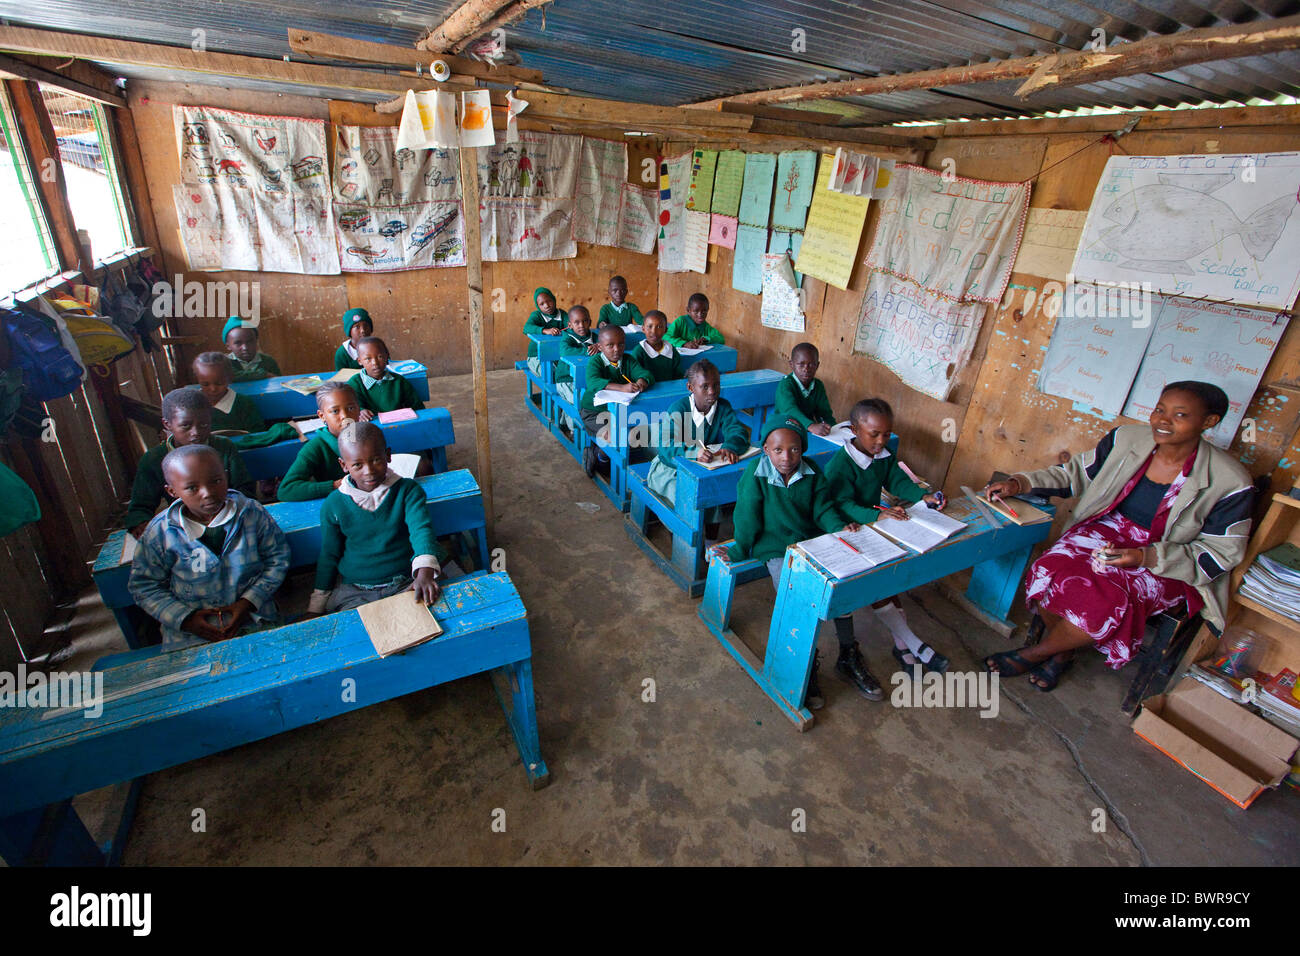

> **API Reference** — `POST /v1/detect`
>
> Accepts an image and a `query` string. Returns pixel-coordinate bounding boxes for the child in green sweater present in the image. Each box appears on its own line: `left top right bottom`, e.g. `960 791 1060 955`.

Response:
349 337 425 421
665 293 725 348
523 286 568 376
729 416 879 708
633 310 684 382
579 325 654 478
775 343 836 437
308 422 453 614
335 308 373 371
555 305 597 433
597 275 643 329
124 388 253 535
823 398 950 676
193 352 266 434
276 384 361 501
223 316 281 381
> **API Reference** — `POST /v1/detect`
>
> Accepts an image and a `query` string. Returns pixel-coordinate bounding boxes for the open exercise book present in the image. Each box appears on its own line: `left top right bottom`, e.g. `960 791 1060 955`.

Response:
357 591 443 658
977 494 1051 525
292 417 328 440
871 502 968 553
594 387 638 406
282 376 324 395
693 444 762 470
677 345 714 355
798 528 906 578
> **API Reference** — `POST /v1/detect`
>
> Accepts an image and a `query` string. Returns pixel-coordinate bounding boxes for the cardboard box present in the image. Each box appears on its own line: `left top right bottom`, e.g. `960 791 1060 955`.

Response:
1133 678 1299 808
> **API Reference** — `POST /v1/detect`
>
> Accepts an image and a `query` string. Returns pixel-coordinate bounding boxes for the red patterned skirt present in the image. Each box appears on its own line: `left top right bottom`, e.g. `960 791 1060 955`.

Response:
1024 511 1203 669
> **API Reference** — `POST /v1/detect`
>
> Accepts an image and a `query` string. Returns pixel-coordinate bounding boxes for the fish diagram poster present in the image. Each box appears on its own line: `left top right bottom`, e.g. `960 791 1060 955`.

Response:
174 105 339 274
334 201 465 272
1071 153 1300 309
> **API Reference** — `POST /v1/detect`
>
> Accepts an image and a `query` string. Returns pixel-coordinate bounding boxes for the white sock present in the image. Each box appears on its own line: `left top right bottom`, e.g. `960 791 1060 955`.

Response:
874 604 933 663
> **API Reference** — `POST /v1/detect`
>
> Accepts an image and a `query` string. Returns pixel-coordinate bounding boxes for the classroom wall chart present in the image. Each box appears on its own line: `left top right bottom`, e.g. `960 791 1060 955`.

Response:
1071 153 1300 310
174 105 340 274
795 153 871 290
575 137 628 246
687 149 719 212
480 197 577 261
475 130 580 200
333 201 464 272
738 153 776 228
1013 207 1088 283
1037 297 1159 416
732 224 767 294
772 150 817 232
761 252 805 332
616 183 658 255
710 150 745 217
658 153 692 272
332 125 460 205
865 164 1030 304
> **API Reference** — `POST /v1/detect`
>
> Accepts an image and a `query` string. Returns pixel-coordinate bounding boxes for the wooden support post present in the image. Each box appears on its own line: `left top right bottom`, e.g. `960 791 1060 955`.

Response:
457 143 494 539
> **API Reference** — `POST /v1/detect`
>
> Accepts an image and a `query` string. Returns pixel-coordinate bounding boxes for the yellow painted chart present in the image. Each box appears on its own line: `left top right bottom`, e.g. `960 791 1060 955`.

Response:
794 155 871 290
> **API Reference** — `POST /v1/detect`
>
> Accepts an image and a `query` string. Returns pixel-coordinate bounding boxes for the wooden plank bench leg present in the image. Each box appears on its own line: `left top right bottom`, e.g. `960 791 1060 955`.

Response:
0 800 106 866
489 656 551 790
965 541 1035 627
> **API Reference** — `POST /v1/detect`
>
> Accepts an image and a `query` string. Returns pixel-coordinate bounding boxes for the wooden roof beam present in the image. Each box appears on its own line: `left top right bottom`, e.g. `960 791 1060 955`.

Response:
417 0 552 55
0 52 124 106
287 28 545 86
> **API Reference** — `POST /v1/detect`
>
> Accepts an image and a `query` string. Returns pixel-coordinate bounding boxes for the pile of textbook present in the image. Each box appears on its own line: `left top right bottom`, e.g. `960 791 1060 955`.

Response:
1239 543 1300 624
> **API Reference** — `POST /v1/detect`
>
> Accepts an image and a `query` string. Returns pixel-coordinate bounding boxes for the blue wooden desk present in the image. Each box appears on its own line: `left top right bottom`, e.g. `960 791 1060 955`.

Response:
696 497 1054 729
231 360 430 421
93 469 488 649
0 572 548 865
239 407 455 481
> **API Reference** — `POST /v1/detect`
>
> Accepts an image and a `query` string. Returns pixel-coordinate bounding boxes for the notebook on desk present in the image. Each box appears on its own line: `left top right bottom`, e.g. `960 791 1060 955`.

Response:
797 528 906 578
978 494 1052 526
872 502 967 553
693 444 761 470
357 592 443 658
594 388 638 406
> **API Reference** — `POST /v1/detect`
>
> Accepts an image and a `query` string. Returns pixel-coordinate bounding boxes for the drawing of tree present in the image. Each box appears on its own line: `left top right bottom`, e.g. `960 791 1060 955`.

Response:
781 163 800 209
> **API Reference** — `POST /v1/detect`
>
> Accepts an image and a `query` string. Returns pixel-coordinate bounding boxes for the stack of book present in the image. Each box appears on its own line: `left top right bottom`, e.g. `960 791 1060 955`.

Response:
1239 542 1300 624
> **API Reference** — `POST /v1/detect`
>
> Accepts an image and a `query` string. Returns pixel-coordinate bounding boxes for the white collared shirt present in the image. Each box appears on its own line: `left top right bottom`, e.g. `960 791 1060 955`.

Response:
689 393 717 429
339 470 399 511
212 388 237 415
342 339 359 361
755 454 814 487
178 499 236 541
359 369 394 389
640 339 675 361
843 439 892 470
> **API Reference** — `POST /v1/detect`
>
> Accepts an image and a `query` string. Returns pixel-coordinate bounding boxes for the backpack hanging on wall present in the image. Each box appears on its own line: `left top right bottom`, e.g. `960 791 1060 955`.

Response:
41 290 134 370
0 305 85 403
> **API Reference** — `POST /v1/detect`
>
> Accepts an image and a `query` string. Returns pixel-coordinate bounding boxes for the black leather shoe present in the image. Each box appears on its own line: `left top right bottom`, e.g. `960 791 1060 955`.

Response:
835 643 884 701
582 444 597 479
922 649 949 675
805 649 825 710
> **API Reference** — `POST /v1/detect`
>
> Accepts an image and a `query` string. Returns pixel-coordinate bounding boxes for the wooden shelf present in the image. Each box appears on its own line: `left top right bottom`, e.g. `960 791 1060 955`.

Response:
1233 594 1300 636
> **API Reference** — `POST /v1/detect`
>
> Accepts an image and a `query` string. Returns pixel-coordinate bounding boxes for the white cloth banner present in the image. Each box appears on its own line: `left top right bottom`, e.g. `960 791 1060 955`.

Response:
334 201 465 272
396 90 458 150
575 137 628 246
658 153 692 273
459 90 496 148
333 125 459 204
865 163 1029 304
481 197 577 261
477 130 580 199
617 183 658 254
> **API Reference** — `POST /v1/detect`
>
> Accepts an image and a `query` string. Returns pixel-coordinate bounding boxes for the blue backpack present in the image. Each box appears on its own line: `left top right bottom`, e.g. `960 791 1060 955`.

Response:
2 306 84 403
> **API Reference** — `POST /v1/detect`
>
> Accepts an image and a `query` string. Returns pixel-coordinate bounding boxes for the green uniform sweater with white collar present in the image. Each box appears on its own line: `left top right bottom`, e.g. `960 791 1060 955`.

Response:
774 374 835 429
315 477 444 589
277 429 344 501
580 352 655 411
728 457 845 562
823 446 925 525
348 372 425 415
210 390 266 434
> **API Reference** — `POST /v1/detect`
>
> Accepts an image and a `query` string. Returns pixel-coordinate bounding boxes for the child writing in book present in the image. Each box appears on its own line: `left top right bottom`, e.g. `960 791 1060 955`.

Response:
776 342 836 437
223 317 281 381
665 293 725 349
129 444 290 644
823 398 950 676
597 275 643 329
555 305 597 433
277 383 362 501
308 422 454 614
579 325 654 479
193 352 266 434
523 286 568 377
335 308 373 371
634 310 684 382
124 388 253 536
348 337 425 422
728 417 874 708
645 359 748 540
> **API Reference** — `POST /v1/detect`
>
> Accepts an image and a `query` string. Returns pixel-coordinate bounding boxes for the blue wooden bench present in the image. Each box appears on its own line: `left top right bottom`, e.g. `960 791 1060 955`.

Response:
696 497 1055 729
231 360 431 421
94 469 488 649
0 571 548 865
238 407 455 481
624 432 895 596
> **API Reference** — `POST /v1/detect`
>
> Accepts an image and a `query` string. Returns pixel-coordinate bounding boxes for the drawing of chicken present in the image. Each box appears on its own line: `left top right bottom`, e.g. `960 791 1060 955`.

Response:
254 130 277 153
1099 172 1295 274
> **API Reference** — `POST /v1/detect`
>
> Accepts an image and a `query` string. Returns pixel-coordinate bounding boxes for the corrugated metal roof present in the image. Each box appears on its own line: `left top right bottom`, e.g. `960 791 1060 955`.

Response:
1 0 1298 124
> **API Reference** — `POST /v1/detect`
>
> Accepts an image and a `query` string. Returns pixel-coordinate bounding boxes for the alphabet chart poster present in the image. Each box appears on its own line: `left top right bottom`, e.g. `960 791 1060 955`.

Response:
1120 298 1288 448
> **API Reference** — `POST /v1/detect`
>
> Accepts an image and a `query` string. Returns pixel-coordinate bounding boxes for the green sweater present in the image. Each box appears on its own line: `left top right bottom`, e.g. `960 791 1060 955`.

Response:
728 457 844 562
315 477 441 589
277 429 343 502
556 330 597 384
334 343 362 371
210 390 266 434
634 341 684 382
665 314 725 347
523 308 568 357
123 435 252 529
580 352 655 411
349 373 425 415
228 351 281 382
598 301 643 327
655 395 749 465
823 446 925 525
775 374 835 429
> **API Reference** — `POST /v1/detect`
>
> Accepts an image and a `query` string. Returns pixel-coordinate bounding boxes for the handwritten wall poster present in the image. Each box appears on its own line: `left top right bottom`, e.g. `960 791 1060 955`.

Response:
1070 153 1300 309
683 209 710 274
853 270 987 401
711 150 745 217
459 90 496 147
866 163 1030 304
575 137 628 246
687 149 718 212
476 130 580 200
617 183 658 254
772 150 817 232
795 153 871 290
1014 207 1087 282
174 105 339 274
334 201 464 272
709 214 738 249
1037 300 1158 416
768 229 804 285
1121 299 1289 447
761 252 805 332
481 197 577 261
333 126 459 205
738 152 776 228
658 153 692 272
173 183 238 271
732 224 767 294
395 90 457 150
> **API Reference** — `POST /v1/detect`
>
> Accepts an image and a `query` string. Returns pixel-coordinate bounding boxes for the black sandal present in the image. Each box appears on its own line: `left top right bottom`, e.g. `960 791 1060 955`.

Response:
1028 655 1073 692
984 649 1038 678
